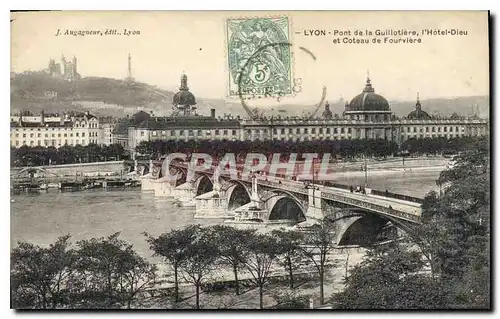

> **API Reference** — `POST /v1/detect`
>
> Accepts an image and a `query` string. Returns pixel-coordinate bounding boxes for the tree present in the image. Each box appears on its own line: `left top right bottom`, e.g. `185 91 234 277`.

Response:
178 226 218 309
333 136 490 309
272 289 310 309
332 241 446 309
135 141 154 157
11 235 76 309
73 232 157 309
300 219 336 305
144 225 199 303
210 225 255 295
271 229 304 289
243 233 281 309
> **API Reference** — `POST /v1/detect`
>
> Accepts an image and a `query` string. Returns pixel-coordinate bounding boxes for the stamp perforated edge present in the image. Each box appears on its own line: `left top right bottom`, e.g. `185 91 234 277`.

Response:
224 14 295 100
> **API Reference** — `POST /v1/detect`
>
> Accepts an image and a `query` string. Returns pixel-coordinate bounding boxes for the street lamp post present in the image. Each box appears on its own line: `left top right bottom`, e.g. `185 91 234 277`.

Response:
364 157 368 189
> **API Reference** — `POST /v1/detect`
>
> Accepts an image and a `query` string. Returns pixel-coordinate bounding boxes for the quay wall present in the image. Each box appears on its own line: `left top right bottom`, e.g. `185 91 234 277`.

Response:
11 161 127 177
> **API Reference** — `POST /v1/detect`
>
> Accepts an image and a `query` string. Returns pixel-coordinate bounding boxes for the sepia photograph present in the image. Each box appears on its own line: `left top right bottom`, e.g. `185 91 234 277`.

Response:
9 10 490 310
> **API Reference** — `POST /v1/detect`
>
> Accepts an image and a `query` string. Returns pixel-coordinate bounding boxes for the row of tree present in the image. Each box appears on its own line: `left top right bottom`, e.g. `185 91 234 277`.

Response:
10 136 483 168
12 222 337 310
400 136 483 156
333 136 490 309
10 143 129 167
136 136 482 161
135 139 401 160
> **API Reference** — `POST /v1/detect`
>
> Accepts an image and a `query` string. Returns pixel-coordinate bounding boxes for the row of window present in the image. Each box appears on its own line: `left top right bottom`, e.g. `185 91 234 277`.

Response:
249 127 358 135
403 126 467 133
138 126 484 138
401 132 481 140
74 122 99 128
13 139 87 147
12 131 95 139
141 129 239 137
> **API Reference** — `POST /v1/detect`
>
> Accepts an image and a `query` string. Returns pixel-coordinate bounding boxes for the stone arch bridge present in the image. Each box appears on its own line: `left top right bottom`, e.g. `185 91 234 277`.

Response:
143 160 423 246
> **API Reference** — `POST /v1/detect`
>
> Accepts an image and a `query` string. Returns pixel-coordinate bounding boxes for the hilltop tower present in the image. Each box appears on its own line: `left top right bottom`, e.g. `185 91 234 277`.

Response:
126 53 135 83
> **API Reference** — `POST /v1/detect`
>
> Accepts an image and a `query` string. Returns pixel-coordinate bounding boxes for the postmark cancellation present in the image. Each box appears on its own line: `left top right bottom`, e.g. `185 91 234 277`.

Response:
226 16 292 99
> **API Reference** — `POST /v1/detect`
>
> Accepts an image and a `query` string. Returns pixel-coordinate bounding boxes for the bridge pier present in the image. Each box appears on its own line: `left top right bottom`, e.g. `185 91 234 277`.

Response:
141 176 155 192
305 187 323 221
194 192 230 219
153 178 176 197
231 173 268 221
194 172 232 218
172 181 196 207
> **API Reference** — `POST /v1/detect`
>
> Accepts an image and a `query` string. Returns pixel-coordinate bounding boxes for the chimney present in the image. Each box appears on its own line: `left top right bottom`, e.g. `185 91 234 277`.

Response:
210 109 216 118
41 110 45 125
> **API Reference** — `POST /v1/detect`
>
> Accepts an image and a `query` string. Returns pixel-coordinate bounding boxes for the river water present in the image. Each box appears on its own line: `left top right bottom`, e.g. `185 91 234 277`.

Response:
10 169 441 259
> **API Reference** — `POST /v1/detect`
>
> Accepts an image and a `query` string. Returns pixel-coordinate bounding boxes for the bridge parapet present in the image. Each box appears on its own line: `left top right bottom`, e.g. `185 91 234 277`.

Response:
321 192 421 223
259 180 308 195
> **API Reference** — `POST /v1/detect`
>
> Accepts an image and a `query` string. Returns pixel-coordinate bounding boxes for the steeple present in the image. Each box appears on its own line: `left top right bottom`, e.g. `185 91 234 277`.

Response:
363 72 375 93
416 92 422 111
180 72 189 91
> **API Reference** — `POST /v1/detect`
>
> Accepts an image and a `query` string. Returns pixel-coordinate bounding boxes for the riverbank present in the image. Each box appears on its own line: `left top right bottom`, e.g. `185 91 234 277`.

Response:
138 247 366 309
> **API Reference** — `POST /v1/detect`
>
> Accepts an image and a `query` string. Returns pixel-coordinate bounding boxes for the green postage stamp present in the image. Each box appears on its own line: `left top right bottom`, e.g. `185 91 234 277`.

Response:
226 16 292 99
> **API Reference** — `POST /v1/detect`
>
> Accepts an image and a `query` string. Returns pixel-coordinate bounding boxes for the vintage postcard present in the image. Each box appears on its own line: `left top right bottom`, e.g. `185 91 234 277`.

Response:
10 11 490 310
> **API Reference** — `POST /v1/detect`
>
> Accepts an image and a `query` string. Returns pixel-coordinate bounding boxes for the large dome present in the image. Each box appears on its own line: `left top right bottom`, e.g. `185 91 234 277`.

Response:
346 77 390 112
407 94 432 120
173 74 196 106
173 90 196 106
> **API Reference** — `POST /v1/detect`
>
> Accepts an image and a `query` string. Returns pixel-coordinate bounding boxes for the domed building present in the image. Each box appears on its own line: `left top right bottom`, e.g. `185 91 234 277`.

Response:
342 76 395 140
407 93 432 120
344 77 393 122
173 73 197 116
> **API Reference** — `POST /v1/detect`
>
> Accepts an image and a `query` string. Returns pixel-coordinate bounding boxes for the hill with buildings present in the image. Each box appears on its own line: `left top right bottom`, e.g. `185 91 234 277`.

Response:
10 72 489 119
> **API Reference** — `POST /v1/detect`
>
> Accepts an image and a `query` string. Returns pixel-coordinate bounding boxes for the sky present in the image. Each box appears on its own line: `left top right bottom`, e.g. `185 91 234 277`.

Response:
11 11 489 105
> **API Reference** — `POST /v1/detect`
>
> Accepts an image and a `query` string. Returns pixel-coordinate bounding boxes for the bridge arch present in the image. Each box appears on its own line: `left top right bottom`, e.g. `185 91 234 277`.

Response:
337 214 389 246
167 167 187 186
268 196 306 222
195 174 213 196
226 181 251 211
325 210 411 247
265 190 307 222
137 163 150 176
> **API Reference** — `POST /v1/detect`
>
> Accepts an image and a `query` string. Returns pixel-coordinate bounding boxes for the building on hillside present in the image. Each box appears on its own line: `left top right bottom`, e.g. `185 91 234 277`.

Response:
47 54 81 81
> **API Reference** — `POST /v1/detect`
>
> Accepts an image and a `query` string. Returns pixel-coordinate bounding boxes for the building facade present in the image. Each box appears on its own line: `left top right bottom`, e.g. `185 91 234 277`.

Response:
124 75 489 154
10 111 100 148
10 75 488 151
